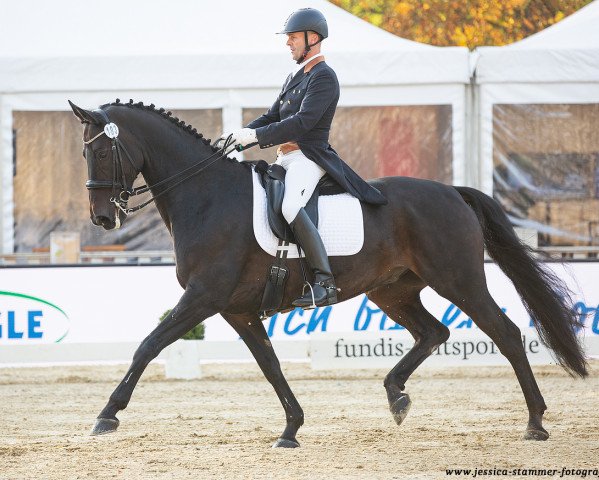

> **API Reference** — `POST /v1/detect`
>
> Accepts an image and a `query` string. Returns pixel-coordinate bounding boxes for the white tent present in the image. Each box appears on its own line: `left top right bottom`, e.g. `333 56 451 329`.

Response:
0 0 470 253
473 0 599 193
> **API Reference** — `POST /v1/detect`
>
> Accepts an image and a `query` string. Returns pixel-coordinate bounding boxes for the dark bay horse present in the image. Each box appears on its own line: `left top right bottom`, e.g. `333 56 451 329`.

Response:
69 100 587 447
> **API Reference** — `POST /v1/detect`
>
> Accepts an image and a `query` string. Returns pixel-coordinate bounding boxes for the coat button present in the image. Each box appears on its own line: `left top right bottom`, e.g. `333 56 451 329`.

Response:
280 100 283 104
287 100 291 104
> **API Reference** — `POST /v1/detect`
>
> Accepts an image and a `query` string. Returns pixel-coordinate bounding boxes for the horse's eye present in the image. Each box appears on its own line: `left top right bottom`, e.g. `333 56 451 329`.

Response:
97 151 108 160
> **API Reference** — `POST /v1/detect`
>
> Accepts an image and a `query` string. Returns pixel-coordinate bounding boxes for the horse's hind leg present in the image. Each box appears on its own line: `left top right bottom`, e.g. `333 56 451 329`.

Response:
91 284 218 435
368 271 450 427
412 255 549 439
223 313 304 448
421 248 549 438
449 290 549 440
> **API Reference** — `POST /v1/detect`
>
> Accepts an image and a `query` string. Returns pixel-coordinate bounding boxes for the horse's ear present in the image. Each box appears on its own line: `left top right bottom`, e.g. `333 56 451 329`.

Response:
68 100 102 125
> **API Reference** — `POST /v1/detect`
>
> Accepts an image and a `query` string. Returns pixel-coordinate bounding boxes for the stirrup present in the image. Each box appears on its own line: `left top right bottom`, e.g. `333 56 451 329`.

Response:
301 281 317 309
294 281 339 308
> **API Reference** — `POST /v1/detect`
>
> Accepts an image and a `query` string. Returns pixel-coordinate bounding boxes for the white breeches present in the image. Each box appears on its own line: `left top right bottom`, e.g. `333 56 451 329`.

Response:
275 150 326 223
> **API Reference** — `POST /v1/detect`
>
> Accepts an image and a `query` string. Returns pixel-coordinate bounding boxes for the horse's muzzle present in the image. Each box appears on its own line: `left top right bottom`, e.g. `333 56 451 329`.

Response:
93 215 117 230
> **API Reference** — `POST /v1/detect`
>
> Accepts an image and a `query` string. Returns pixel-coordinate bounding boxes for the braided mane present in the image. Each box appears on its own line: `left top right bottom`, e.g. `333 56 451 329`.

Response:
100 98 224 155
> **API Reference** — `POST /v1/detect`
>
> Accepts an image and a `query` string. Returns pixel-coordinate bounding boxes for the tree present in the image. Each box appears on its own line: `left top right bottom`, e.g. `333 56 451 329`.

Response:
329 0 593 48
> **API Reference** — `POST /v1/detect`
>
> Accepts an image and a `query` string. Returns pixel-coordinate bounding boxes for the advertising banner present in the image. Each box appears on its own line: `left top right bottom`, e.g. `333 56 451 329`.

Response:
309 330 554 369
0 265 183 344
0 263 597 355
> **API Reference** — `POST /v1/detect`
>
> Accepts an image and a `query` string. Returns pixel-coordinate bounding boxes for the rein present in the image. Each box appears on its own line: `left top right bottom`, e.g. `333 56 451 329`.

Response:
83 109 240 217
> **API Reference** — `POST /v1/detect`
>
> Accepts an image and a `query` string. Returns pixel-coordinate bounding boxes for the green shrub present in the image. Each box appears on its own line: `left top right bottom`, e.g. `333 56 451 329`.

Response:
159 309 205 340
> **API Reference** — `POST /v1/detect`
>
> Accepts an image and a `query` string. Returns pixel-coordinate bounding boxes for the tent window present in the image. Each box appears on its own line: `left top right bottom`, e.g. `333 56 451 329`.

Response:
11 108 221 253
242 105 453 183
493 103 599 247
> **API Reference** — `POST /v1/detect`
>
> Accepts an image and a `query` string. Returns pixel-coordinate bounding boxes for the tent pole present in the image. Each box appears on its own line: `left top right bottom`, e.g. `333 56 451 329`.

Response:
0 98 15 254
465 69 481 190
222 101 243 161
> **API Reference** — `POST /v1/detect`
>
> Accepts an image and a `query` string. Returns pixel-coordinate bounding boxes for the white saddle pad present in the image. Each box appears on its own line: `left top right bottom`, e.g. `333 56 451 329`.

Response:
252 168 364 258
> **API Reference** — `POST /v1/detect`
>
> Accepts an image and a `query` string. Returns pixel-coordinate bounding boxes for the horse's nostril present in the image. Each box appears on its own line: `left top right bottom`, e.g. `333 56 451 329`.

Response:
95 215 110 226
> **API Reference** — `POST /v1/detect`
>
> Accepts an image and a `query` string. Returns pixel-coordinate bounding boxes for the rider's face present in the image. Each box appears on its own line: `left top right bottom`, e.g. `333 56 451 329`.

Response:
286 31 320 62
286 32 305 62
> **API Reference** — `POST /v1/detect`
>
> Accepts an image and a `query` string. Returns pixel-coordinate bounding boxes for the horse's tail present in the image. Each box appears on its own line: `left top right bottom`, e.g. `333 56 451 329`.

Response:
454 186 588 378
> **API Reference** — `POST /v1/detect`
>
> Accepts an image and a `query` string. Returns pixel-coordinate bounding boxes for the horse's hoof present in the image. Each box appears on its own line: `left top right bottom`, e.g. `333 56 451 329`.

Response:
90 417 120 436
272 437 300 448
389 393 411 426
523 428 549 441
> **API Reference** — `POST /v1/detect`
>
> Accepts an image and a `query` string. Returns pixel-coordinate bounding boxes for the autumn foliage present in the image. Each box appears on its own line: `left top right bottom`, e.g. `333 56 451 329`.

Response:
328 0 593 48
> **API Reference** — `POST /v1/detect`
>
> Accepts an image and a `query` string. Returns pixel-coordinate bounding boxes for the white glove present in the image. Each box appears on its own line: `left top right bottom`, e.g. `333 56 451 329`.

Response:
228 128 257 147
216 128 257 148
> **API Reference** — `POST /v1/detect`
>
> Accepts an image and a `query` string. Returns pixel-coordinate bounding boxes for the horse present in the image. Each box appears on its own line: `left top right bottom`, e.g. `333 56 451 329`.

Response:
68 99 587 448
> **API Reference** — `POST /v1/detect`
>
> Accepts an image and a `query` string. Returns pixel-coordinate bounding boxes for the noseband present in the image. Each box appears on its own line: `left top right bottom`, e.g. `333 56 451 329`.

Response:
83 109 140 218
82 109 239 220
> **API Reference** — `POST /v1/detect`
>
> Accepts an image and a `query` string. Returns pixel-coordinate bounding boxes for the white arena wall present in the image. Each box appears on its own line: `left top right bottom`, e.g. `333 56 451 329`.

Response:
0 262 597 367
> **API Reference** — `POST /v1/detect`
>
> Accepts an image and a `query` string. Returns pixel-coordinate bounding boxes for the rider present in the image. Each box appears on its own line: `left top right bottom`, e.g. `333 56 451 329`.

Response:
222 8 387 307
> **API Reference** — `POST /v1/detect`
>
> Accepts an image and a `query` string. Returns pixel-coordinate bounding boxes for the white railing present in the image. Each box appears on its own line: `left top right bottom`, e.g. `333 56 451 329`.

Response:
0 250 175 266
0 337 595 373
536 246 599 260
3 246 599 266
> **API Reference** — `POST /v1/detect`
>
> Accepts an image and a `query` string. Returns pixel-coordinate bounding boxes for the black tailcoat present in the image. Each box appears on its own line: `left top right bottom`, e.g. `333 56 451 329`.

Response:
246 61 387 205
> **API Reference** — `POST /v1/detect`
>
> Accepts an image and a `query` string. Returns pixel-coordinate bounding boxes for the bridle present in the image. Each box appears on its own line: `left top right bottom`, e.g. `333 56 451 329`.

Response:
82 109 241 224
83 109 137 221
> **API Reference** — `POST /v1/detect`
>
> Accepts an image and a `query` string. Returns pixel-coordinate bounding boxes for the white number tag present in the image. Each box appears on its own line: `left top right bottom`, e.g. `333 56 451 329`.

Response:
104 123 119 139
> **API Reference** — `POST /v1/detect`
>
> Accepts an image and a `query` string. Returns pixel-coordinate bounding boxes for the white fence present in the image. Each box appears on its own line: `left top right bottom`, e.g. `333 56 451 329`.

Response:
4 246 599 266
1 336 596 380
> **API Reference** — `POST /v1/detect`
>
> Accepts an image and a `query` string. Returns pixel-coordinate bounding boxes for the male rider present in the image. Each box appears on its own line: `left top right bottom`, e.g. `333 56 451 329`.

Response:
221 8 387 307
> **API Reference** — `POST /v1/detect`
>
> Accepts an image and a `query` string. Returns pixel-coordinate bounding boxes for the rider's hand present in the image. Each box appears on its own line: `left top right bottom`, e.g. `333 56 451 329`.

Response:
216 128 257 148
229 128 257 147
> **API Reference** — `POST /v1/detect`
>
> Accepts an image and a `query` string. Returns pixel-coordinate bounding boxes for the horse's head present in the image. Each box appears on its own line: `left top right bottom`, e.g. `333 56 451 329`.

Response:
69 101 141 230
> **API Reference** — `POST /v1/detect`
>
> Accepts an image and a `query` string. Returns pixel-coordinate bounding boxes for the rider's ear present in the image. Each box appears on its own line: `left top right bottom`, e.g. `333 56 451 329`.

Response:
68 100 104 125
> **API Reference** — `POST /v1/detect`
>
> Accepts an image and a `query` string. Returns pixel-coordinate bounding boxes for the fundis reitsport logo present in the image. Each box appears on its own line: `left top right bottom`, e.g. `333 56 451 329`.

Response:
0 291 69 344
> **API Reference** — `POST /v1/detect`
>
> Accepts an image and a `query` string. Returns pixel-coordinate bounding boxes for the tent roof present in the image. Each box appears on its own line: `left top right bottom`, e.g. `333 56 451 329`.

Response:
0 0 469 93
475 0 599 83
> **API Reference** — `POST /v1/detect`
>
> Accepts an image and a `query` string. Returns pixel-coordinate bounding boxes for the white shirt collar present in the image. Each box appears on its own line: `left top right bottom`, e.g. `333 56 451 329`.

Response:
292 52 324 75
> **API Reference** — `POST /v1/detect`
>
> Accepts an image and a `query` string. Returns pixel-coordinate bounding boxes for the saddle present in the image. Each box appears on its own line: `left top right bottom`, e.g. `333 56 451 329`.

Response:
248 160 344 319
252 160 343 242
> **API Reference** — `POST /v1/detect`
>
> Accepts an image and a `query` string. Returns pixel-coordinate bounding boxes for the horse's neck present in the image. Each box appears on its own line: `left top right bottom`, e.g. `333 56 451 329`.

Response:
140 140 251 237
139 136 223 189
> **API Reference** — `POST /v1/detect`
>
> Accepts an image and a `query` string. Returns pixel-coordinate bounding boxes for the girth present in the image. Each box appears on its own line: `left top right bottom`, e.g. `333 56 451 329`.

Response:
252 159 343 242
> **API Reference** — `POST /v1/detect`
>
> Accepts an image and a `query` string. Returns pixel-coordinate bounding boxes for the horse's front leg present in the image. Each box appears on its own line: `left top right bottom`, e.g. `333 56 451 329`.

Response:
91 284 218 435
223 313 304 448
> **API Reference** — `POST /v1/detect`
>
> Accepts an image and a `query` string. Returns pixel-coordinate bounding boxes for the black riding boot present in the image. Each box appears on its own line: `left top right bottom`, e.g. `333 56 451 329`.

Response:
290 208 338 308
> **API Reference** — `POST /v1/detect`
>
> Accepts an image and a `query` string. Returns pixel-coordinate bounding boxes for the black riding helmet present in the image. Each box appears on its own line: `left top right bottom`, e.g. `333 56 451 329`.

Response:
278 8 328 64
